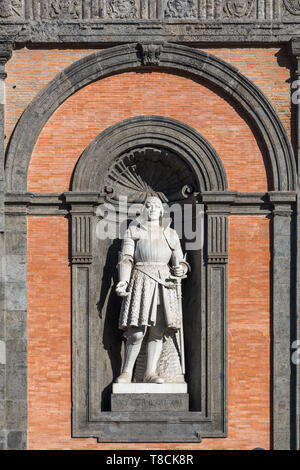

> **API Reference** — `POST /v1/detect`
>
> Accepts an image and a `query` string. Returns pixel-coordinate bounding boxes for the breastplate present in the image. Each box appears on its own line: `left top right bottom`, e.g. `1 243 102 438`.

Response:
134 236 172 264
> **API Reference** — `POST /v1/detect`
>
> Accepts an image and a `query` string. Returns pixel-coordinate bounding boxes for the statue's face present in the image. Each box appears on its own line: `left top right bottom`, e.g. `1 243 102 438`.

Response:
144 197 162 221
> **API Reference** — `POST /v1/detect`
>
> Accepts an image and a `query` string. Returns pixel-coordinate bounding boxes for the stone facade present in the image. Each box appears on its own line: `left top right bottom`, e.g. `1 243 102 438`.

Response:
0 4 299 450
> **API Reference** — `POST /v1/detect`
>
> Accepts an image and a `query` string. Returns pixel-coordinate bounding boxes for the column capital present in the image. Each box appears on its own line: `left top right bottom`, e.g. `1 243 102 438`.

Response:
0 42 13 80
290 39 300 79
290 39 300 59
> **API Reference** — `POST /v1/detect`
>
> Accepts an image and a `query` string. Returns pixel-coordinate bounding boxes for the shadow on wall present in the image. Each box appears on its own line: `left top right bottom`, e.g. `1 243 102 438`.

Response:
97 238 123 411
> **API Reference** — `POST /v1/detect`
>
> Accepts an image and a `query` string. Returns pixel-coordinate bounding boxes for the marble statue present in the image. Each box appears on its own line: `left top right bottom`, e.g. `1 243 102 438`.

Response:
115 195 190 384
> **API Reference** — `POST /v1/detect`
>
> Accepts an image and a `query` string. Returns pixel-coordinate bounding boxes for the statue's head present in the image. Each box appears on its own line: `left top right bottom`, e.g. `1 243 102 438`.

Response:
142 196 163 222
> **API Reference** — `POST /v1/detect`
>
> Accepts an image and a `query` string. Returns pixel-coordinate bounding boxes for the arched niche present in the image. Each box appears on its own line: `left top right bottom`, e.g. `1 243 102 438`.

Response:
71 115 228 193
69 116 229 442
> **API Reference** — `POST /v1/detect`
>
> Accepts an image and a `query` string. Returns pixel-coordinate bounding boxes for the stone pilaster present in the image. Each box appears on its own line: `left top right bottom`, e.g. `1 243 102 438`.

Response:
290 39 300 451
65 194 95 434
0 43 20 450
4 210 27 451
203 197 230 432
269 192 295 449
0 43 12 231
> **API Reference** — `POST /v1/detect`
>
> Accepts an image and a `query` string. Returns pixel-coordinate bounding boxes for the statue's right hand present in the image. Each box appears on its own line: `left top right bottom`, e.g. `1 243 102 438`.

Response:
115 281 129 297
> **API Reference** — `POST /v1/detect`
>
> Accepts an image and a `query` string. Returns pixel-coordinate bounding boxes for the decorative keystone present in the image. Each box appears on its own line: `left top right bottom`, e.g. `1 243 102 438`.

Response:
138 42 164 66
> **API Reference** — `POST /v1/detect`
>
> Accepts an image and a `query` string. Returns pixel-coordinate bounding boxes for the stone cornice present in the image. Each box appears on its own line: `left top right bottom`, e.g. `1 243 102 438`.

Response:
0 20 299 44
4 191 296 217
1 0 300 44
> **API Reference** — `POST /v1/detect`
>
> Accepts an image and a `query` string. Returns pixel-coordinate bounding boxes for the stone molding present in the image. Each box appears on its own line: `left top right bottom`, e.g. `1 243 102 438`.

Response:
1 1 300 43
4 191 296 216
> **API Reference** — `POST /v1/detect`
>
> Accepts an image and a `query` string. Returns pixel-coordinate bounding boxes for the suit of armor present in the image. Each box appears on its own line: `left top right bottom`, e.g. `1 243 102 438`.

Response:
115 196 188 384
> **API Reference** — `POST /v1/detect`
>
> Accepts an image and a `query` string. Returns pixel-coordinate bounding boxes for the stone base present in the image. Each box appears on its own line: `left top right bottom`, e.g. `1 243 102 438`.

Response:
111 393 189 412
112 383 187 394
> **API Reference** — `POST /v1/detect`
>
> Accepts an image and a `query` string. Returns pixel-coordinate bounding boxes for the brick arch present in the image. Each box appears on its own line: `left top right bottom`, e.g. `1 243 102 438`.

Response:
5 43 296 193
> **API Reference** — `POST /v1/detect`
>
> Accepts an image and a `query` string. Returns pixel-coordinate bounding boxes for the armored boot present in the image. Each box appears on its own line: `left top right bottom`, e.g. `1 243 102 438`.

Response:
143 336 164 384
116 328 145 384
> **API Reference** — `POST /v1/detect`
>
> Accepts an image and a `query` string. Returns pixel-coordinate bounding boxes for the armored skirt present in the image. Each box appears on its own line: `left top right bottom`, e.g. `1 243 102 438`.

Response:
119 263 180 330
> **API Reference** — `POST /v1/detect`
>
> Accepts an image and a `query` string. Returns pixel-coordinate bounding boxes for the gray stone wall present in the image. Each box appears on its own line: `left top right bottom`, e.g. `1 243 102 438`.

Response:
0 44 27 450
1 211 27 450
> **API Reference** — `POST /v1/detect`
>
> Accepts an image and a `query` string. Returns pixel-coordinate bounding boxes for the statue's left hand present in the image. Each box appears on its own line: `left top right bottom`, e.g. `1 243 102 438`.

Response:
115 281 129 297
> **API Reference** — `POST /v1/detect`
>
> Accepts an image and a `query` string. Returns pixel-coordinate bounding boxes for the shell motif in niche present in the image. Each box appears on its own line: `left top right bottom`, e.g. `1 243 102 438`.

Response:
104 147 196 203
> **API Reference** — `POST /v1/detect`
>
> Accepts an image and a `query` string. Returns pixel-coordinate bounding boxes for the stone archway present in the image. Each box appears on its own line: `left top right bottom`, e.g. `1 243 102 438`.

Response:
5 43 296 193
69 115 229 441
72 115 228 193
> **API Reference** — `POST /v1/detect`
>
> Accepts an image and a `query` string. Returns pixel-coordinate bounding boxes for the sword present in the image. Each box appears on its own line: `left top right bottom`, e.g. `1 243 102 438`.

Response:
168 255 188 376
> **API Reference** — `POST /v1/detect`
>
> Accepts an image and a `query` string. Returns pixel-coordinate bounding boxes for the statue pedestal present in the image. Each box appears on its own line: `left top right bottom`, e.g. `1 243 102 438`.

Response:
111 383 189 412
113 383 187 394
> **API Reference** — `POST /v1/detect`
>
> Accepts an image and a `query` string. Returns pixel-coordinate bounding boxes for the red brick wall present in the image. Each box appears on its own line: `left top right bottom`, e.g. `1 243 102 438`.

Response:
27 216 270 450
204 46 292 139
5 48 92 147
27 70 268 193
5 46 291 147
